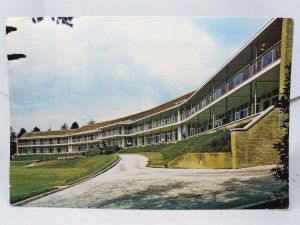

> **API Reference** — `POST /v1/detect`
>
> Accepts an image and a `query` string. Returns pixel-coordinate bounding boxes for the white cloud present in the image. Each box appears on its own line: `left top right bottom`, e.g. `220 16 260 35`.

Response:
6 17 241 131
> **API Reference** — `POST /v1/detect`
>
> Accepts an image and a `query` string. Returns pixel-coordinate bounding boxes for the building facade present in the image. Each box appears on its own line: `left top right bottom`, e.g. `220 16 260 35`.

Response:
17 18 292 156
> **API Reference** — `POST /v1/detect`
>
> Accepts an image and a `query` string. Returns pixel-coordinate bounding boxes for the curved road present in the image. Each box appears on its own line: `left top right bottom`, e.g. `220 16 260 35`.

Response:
24 154 282 209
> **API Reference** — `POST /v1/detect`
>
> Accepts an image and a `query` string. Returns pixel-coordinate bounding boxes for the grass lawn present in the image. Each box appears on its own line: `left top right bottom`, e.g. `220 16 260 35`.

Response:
10 154 119 204
121 129 231 167
138 152 165 167
12 153 82 161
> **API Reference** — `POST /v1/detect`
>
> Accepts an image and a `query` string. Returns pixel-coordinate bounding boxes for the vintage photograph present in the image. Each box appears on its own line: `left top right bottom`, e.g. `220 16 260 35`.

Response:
7 17 293 209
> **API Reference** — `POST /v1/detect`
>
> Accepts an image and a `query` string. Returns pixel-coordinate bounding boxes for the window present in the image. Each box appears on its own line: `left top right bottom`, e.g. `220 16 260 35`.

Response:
233 73 242 87
242 108 250 118
263 100 270 110
235 112 240 121
262 51 273 68
272 96 278 105
201 100 206 108
214 88 222 100
191 107 196 114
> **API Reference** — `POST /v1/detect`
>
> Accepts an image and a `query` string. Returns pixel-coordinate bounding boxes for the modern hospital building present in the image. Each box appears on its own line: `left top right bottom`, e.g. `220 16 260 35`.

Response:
16 18 293 168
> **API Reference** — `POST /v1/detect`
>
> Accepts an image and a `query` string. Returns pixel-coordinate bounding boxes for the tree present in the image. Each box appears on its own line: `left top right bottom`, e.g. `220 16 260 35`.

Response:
10 127 17 157
6 26 26 61
271 63 291 198
18 128 26 138
6 26 17 34
48 126 51 131
32 126 40 132
10 127 17 142
6 17 74 61
32 17 74 27
70 122 79 129
7 54 26 61
61 123 68 130
87 120 96 125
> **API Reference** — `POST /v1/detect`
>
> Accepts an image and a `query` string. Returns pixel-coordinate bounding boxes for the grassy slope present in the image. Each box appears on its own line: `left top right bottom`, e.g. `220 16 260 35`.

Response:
121 129 231 167
10 154 119 204
120 144 170 167
160 129 231 163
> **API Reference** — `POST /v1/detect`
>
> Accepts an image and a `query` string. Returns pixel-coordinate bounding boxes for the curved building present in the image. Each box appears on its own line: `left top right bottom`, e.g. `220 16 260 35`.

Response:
17 18 293 167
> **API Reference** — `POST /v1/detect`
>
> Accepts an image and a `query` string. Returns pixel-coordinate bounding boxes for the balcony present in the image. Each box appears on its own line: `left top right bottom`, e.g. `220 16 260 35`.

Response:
181 41 281 121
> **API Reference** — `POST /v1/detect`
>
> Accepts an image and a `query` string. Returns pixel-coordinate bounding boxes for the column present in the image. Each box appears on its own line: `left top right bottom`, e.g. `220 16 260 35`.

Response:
249 82 252 115
254 82 257 113
68 145 72 153
177 125 182 140
197 113 200 134
212 107 215 129
225 97 228 123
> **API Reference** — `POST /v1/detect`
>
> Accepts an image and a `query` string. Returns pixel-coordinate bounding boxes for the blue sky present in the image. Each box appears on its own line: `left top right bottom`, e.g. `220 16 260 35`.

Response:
7 17 270 132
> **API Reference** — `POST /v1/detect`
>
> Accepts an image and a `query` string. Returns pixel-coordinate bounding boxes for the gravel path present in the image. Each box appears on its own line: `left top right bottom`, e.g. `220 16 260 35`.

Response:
23 154 282 209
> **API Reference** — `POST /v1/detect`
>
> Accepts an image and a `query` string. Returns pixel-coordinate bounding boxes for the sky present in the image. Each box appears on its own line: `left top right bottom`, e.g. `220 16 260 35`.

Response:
6 16 270 132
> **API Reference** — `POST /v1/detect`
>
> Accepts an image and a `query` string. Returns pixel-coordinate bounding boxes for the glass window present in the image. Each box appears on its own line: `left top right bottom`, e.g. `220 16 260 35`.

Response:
263 100 270 110
235 112 240 121
233 73 242 87
262 51 273 68
214 88 222 100
201 100 206 108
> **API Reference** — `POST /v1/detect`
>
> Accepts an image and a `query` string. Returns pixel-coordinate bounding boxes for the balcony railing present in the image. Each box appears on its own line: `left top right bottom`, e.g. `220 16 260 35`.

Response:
180 41 281 121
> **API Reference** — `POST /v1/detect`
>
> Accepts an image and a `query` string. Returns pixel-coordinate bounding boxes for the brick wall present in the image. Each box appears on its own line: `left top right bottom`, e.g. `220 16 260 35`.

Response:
167 152 232 169
231 107 284 168
279 18 294 95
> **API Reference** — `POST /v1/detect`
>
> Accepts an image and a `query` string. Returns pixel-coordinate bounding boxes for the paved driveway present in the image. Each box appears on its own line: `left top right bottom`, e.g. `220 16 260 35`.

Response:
23 154 282 209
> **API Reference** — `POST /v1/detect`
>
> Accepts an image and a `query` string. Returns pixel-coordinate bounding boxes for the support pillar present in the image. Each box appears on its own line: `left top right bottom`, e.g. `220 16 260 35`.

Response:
212 107 215 129
225 97 228 123
249 82 252 115
254 82 257 113
197 114 200 134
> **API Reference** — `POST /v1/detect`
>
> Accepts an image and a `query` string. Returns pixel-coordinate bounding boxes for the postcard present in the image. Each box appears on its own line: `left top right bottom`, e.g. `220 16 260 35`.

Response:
7 17 293 209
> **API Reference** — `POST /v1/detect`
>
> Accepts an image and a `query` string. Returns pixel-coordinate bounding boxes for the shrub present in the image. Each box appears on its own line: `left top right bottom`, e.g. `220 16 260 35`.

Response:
85 148 103 157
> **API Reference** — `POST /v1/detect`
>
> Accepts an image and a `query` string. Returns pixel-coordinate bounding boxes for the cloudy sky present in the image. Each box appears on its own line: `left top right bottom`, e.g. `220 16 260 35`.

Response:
7 17 270 132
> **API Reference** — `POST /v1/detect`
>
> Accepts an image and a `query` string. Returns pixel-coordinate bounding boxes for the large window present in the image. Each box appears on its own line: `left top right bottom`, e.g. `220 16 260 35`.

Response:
214 88 222 100
262 51 273 68
201 99 206 108
235 112 241 121
233 73 242 87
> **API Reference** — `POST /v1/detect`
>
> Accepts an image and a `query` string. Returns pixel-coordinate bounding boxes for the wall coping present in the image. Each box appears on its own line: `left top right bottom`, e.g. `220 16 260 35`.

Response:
230 106 276 132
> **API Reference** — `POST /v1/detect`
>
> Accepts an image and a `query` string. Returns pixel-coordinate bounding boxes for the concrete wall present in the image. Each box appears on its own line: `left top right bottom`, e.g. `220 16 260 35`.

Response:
167 152 232 169
231 107 284 168
279 18 294 95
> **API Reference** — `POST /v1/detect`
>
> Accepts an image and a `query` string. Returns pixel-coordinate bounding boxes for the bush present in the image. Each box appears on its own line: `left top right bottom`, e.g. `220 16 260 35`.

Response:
103 146 120 155
85 148 103 157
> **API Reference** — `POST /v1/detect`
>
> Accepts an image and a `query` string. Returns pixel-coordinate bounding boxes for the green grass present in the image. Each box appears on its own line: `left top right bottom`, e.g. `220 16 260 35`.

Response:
138 152 165 167
121 129 231 167
160 129 231 163
10 154 119 204
12 153 83 161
